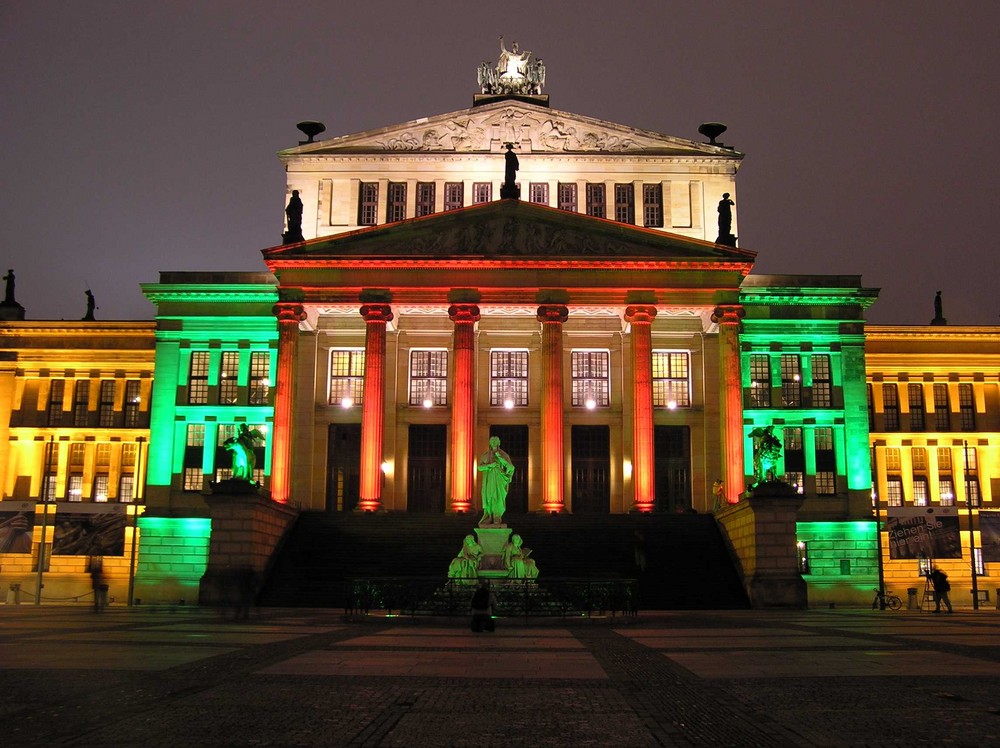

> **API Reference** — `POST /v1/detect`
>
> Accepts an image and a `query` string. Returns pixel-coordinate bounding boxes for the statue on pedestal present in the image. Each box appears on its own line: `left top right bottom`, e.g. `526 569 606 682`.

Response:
501 142 520 199
223 423 265 483
716 193 736 246
930 290 947 325
749 425 782 485
478 38 546 96
283 190 304 244
478 435 514 526
3 269 15 304
83 289 97 321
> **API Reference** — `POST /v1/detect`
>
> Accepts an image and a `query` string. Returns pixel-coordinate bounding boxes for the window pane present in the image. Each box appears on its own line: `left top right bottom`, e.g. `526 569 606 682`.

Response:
386 182 406 223
444 182 464 210
571 351 610 407
188 351 209 404
473 182 492 203
124 380 142 427
585 183 605 218
489 350 528 407
557 183 577 212
529 183 548 205
249 351 271 405
780 355 801 407
358 182 378 225
908 383 925 430
749 355 771 408
409 350 448 406
614 183 634 223
652 351 690 407
220 351 239 404
416 182 435 217
642 183 663 227
329 350 365 406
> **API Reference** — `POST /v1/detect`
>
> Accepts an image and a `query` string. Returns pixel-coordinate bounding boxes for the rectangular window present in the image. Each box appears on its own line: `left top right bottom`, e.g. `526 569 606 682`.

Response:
784 427 805 488
652 351 690 408
784 426 804 451
912 476 929 506
614 183 635 224
249 351 270 405
123 380 141 427
815 426 835 494
959 383 976 430
329 350 365 406
489 350 528 408
529 183 549 205
973 548 985 576
939 476 955 506
964 445 978 472
884 447 901 472
786 471 804 493
409 350 448 407
188 351 210 404
69 442 85 467
642 183 663 227
118 474 135 503
98 380 116 427
937 447 952 472
780 355 801 407
749 355 771 408
966 476 981 507
416 182 435 217
47 379 65 426
811 355 832 408
73 380 90 427
386 182 406 223
886 476 904 507
933 383 950 430
473 182 492 204
358 182 378 225
816 472 836 495
571 350 610 408
43 475 58 502
67 474 83 502
219 351 240 404
911 447 927 470
96 443 110 468
122 442 137 468
557 183 577 212
183 424 205 492
93 474 109 503
908 383 925 431
444 182 464 211
797 541 809 573
585 183 606 218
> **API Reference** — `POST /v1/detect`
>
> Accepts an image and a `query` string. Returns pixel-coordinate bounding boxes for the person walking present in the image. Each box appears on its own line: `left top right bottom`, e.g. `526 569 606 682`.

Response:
929 567 953 613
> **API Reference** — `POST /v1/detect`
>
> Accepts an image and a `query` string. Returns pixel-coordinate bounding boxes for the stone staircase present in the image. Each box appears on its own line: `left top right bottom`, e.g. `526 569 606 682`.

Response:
258 512 749 610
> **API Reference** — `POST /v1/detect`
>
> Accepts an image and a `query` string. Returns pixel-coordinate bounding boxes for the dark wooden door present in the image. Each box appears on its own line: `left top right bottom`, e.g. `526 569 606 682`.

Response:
488 424 528 514
408 424 447 513
654 425 691 513
327 424 362 512
571 425 610 514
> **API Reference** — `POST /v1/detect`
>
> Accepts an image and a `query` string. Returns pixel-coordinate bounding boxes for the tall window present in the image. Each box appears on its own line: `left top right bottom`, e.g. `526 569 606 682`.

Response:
98 380 116 427
749 354 771 408
867 384 875 430
219 351 240 404
93 474 110 503
188 351 209 404
183 424 205 492
43 443 59 501
67 474 84 502
933 383 950 431
815 427 836 495
73 380 90 426
811 354 832 407
642 183 663 227
911 446 928 505
444 182 464 211
958 383 976 430
884 447 901 472
886 476 904 507
652 351 690 408
386 182 406 223
416 182 435 217
784 426 804 493
614 183 635 223
118 474 135 503
489 350 528 407
409 350 448 406
249 351 270 405
966 476 981 507
912 477 929 506
571 350 610 408
124 380 141 427
358 182 378 225
557 183 577 212
329 350 365 406
47 379 65 426
939 476 955 507
780 355 801 407
911 447 927 471
882 383 900 431
585 183 605 218
908 383 925 431
529 183 549 205
473 182 492 204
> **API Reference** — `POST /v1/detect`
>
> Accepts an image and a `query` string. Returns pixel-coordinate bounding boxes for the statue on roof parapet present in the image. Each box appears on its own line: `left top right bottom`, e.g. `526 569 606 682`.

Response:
930 290 947 325
83 289 97 321
478 37 546 96
283 190 304 245
716 193 737 247
501 142 520 199
0 269 25 321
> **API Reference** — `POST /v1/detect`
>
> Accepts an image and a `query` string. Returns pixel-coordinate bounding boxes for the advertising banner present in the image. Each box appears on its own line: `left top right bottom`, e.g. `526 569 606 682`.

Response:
0 501 36 554
980 511 1000 563
886 506 962 560
52 503 127 557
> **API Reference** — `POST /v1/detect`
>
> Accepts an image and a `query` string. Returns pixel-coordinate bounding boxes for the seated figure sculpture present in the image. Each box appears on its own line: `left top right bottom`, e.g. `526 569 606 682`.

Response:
448 534 484 584
502 533 538 580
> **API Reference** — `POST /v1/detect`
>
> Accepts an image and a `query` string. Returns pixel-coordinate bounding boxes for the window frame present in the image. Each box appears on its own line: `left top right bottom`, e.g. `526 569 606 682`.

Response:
651 350 691 408
415 182 436 217
386 181 406 223
557 183 577 212
408 349 449 407
188 351 210 405
358 182 378 226
570 350 611 408
219 351 240 404
642 183 663 227
585 183 605 218
328 349 365 407
489 349 529 408
614 183 635 224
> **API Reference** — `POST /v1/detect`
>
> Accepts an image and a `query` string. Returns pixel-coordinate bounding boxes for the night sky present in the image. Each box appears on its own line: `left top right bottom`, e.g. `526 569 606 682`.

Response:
2 2 997 325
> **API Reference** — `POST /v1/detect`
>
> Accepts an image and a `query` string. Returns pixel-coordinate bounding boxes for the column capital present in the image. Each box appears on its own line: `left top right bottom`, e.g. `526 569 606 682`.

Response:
447 303 481 324
273 303 306 324
536 304 569 324
712 305 745 326
360 303 394 324
624 305 657 325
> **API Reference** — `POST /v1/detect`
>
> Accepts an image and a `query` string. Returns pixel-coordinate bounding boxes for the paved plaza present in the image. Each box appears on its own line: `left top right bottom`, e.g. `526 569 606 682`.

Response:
1 604 998 746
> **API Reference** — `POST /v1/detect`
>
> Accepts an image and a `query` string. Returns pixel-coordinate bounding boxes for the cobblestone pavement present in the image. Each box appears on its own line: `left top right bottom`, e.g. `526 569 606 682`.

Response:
1 605 998 746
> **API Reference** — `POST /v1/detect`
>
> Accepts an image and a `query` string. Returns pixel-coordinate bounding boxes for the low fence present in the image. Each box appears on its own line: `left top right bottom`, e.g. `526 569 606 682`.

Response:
344 577 638 618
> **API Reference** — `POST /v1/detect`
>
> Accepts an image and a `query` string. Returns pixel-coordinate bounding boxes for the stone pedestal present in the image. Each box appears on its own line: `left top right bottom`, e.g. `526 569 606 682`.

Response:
475 526 512 577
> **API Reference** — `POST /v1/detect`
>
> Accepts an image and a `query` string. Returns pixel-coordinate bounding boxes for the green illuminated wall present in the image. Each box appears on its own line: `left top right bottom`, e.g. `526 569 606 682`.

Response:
134 516 212 603
796 521 878 577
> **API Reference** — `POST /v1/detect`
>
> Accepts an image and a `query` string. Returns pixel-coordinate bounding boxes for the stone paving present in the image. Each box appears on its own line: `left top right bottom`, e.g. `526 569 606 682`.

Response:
0 605 998 746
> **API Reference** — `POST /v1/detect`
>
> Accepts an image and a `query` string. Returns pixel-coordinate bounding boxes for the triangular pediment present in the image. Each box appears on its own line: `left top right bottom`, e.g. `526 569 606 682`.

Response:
280 99 741 158
263 200 755 264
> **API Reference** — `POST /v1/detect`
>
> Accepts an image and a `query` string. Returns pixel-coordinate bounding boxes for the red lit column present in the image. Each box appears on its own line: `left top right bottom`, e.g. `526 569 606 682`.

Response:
448 304 481 513
713 305 746 503
271 302 306 504
537 305 569 513
358 303 393 512
625 305 657 512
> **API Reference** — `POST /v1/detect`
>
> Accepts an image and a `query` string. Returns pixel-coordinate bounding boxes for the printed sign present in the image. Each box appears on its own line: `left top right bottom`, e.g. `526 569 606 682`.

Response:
0 501 36 554
980 511 1000 564
886 506 962 560
52 503 127 557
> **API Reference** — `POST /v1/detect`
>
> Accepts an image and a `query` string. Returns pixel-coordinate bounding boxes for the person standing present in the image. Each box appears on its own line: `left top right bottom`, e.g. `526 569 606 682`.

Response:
470 580 497 632
929 567 953 613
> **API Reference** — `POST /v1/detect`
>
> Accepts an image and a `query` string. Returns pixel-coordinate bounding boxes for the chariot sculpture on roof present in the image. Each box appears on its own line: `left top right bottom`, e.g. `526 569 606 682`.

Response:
478 36 545 96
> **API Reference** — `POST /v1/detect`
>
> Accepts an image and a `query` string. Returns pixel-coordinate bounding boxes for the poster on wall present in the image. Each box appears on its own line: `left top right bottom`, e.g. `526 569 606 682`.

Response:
52 503 127 557
886 506 962 560
980 511 1000 563
0 501 36 554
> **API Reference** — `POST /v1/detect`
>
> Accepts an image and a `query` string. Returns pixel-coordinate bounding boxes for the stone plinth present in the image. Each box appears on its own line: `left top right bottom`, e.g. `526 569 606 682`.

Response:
199 491 299 606
475 526 512 577
716 482 807 609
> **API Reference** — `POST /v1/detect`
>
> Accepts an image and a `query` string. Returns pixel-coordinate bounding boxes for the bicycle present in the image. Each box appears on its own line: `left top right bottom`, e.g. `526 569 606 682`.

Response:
872 588 902 610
